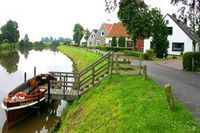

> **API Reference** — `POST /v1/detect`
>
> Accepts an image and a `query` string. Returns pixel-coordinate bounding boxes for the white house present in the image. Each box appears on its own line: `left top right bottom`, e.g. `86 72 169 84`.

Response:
87 29 98 47
144 14 200 55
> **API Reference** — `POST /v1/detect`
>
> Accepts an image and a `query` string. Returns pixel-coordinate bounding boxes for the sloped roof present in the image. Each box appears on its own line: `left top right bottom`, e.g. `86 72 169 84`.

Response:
167 14 200 42
107 22 130 38
92 29 98 34
103 23 113 32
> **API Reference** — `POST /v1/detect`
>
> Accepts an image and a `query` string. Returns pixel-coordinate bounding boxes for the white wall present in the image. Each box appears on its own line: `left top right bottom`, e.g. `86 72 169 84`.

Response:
144 38 151 53
165 15 193 55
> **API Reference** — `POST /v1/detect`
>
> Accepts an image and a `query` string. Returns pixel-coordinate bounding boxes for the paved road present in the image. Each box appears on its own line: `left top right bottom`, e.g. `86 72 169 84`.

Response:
133 60 200 122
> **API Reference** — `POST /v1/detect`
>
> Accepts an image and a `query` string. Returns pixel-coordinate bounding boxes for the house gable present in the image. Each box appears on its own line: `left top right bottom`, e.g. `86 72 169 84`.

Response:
94 23 113 45
166 14 200 42
87 29 98 46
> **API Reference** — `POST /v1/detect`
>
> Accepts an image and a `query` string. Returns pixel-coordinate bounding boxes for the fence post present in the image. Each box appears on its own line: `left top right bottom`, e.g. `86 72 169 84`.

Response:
192 58 195 72
110 52 114 74
24 72 27 82
164 84 175 110
108 52 111 74
139 54 142 75
77 73 80 98
143 65 147 80
115 54 119 74
92 65 95 86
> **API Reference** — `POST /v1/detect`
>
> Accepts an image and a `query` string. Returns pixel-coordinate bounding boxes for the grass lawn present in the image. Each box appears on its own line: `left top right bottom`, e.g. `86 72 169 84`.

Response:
57 45 200 133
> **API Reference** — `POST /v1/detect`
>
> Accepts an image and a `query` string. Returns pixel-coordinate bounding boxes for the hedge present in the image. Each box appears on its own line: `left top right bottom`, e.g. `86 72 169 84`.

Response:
183 52 200 71
94 46 133 52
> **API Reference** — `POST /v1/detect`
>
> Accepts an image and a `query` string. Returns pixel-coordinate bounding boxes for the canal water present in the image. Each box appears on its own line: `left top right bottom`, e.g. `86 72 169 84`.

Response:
0 49 73 132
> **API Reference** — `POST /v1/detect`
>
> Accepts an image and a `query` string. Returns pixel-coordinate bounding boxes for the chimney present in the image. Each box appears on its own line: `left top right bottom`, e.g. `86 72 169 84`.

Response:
172 13 176 19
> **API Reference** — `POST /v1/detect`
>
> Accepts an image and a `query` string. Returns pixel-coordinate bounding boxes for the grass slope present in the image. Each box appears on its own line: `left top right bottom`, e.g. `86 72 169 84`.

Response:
57 45 200 133
58 45 101 71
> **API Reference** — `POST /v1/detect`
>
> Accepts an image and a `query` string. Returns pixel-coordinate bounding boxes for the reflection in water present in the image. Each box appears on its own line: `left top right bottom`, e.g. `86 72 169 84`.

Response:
0 51 19 73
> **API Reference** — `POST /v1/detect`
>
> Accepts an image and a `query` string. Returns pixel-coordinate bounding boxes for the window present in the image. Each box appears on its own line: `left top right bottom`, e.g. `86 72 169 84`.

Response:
101 30 105 36
172 42 184 51
166 20 169 24
127 41 133 47
167 27 173 35
96 40 100 45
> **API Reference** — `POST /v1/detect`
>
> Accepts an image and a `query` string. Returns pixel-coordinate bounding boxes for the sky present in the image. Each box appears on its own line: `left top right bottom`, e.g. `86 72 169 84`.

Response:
0 0 179 41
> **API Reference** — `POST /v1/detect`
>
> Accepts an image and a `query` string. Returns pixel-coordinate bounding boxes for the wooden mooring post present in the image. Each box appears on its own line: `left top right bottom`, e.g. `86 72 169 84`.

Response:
164 84 175 110
34 66 36 77
24 72 27 82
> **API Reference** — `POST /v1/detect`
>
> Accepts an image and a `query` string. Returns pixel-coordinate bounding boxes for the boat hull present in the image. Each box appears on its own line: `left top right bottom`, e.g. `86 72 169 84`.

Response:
4 98 46 128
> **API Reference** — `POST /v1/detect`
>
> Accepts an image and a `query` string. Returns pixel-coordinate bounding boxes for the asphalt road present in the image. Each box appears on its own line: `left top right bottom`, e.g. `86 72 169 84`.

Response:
132 60 200 122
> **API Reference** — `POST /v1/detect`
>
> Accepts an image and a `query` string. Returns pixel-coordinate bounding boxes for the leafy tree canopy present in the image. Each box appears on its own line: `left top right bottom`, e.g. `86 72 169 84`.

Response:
73 23 84 45
84 28 90 41
1 20 20 43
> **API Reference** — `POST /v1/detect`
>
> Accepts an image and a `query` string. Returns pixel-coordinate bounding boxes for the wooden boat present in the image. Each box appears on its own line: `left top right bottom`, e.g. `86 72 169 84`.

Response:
1 73 55 128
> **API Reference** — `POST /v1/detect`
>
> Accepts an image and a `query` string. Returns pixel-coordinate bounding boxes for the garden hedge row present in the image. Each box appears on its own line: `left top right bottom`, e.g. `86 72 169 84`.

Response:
183 52 200 71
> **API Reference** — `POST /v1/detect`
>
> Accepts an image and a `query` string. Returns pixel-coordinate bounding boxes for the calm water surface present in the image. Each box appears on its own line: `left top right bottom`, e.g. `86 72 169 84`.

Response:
0 49 73 132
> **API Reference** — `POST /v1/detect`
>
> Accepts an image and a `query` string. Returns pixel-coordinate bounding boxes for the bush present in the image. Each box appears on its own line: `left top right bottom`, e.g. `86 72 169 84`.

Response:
124 50 144 57
94 46 133 52
145 49 154 60
0 43 10 50
111 37 117 47
143 53 149 60
118 36 126 47
183 52 200 71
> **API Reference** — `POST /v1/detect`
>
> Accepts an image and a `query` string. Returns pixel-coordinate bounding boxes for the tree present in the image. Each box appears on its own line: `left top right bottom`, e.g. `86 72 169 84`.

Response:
111 37 117 47
118 36 126 47
73 23 84 45
1 20 20 43
151 9 169 58
84 28 90 41
0 34 3 44
117 0 152 48
24 34 30 47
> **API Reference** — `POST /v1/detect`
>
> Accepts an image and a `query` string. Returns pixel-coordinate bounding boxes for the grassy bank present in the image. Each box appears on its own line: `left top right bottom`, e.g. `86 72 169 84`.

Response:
57 45 200 132
58 45 101 71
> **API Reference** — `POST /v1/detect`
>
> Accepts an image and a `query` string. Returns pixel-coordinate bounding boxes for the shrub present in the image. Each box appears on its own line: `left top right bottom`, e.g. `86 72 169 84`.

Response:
183 52 200 71
118 36 126 47
143 53 149 60
111 37 117 47
124 50 144 58
94 46 133 52
145 49 154 60
0 43 10 50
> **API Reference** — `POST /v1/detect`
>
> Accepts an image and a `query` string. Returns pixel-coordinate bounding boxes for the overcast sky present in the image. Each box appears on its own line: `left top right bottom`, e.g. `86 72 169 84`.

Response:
0 0 179 41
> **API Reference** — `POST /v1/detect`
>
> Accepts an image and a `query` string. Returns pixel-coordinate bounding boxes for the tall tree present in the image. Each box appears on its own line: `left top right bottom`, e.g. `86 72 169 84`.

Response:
1 20 20 43
117 0 152 48
73 23 84 45
24 34 30 47
84 28 90 41
151 8 169 58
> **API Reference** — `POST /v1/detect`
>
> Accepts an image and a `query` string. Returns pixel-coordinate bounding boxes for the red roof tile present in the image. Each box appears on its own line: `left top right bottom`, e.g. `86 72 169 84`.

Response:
107 22 130 37
103 23 113 32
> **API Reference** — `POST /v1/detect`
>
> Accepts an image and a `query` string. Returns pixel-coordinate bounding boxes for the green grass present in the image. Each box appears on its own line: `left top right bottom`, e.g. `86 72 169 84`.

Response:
57 45 200 133
58 45 101 71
